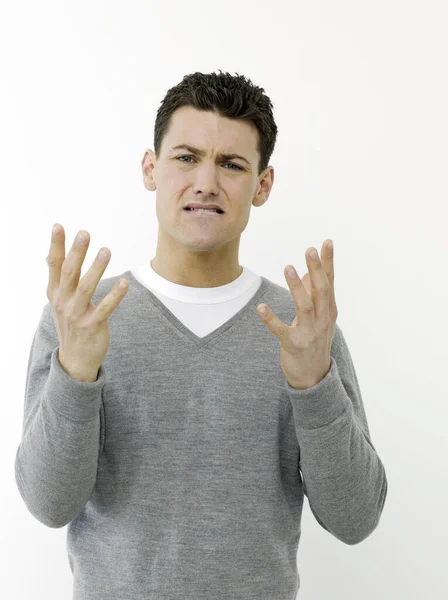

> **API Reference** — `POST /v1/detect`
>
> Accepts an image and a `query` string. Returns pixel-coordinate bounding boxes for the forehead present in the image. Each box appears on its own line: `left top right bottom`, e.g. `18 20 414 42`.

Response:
166 106 258 154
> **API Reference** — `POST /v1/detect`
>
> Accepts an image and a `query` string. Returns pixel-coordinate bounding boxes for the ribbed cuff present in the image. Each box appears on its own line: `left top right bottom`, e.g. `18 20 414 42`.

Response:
43 347 105 422
285 356 350 429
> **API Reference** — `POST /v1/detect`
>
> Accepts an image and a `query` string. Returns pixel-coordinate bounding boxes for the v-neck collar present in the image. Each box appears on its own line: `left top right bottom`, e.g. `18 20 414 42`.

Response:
123 269 269 348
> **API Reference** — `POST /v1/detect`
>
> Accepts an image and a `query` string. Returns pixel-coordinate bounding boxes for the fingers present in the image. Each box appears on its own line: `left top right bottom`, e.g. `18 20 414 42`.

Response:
284 264 315 318
46 224 66 299
305 246 331 321
70 244 114 318
57 229 92 302
284 249 331 323
93 276 129 323
46 224 115 318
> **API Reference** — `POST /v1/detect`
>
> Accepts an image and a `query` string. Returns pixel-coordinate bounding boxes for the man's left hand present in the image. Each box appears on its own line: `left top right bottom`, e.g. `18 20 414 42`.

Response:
257 240 338 390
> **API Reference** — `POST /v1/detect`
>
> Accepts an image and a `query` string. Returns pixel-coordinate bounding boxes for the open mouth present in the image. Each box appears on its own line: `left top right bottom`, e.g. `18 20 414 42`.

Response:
184 207 224 215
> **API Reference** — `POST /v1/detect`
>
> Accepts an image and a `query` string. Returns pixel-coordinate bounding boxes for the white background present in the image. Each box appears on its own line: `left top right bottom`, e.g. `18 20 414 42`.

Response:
2 1 447 598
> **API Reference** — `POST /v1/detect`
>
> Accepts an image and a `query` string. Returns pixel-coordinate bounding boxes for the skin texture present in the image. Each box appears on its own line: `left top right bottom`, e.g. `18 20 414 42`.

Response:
141 105 275 288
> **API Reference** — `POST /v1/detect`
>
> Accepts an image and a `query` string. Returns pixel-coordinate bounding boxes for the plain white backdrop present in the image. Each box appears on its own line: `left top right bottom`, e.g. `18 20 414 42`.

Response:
2 1 447 598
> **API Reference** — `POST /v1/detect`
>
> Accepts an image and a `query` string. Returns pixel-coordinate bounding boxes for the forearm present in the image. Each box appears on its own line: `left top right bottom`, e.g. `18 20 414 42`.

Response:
15 347 104 528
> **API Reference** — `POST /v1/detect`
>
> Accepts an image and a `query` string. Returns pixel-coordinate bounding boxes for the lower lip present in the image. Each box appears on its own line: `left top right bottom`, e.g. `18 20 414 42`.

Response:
184 209 223 217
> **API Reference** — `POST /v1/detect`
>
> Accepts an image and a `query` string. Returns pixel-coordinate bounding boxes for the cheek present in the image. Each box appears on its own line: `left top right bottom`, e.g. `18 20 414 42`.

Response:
156 173 187 203
166 170 190 195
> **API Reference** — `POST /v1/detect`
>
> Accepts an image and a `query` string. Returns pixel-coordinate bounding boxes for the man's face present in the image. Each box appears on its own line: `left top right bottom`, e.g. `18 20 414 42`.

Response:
142 105 273 265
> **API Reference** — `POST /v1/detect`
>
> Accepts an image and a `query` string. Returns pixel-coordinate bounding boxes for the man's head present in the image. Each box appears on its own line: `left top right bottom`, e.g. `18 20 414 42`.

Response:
142 70 278 287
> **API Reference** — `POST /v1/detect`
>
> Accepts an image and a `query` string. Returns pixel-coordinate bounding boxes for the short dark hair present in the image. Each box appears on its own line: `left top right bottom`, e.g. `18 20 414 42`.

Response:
153 70 278 177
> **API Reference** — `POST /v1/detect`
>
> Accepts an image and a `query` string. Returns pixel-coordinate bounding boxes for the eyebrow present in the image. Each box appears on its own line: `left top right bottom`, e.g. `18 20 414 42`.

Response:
170 144 251 166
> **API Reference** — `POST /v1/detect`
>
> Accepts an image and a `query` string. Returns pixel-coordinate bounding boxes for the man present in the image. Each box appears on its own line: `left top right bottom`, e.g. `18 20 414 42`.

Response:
15 70 387 599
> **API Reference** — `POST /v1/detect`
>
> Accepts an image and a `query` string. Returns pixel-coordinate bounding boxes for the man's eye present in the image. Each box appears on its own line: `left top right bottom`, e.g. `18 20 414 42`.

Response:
176 156 242 171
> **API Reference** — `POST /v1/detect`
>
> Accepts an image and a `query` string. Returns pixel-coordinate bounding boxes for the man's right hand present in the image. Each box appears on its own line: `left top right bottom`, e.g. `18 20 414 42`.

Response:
46 224 128 382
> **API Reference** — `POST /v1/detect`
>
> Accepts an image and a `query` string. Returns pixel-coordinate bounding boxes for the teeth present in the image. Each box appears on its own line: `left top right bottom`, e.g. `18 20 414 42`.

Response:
190 208 218 212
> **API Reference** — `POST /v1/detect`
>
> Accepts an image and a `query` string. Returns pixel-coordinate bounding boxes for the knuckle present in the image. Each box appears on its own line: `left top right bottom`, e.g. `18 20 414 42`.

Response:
309 333 319 344
66 312 77 325
46 254 59 267
61 262 81 278
300 303 314 314
52 298 65 315
276 322 287 337
96 303 109 322
77 279 91 295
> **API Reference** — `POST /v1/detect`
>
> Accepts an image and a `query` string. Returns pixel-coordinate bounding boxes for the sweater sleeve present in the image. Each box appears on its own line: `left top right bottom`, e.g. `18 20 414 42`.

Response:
14 302 106 528
286 323 388 545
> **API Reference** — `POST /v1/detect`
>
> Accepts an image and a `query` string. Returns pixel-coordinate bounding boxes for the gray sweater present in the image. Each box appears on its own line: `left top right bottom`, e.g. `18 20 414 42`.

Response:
14 269 388 600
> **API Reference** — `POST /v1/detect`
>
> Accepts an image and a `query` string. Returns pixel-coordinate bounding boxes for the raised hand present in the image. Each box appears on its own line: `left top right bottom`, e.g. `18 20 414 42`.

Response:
257 240 337 390
46 224 128 382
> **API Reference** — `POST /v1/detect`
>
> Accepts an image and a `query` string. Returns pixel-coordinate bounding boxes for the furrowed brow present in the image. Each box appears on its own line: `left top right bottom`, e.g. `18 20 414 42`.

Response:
170 144 250 166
